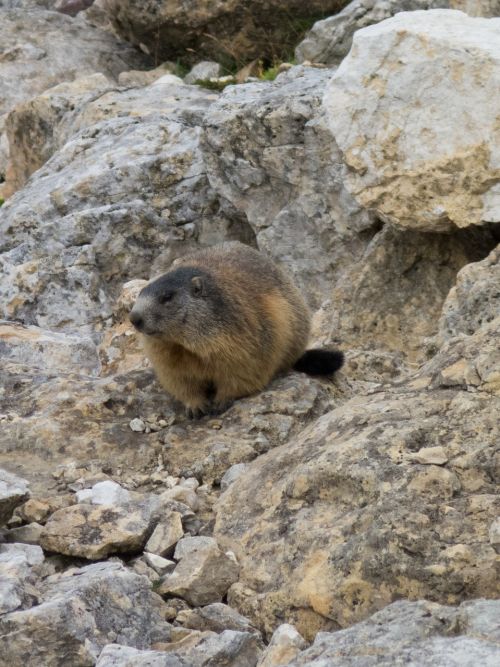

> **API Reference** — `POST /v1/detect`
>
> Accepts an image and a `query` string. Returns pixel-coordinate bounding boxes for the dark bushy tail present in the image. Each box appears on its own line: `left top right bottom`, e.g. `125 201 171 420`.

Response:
293 349 344 377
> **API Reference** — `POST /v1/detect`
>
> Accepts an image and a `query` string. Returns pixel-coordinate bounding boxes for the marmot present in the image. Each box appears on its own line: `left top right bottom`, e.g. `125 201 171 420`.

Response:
129 242 343 417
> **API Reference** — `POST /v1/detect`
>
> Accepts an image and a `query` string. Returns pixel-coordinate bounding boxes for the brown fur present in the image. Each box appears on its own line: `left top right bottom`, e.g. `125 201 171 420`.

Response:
134 242 311 414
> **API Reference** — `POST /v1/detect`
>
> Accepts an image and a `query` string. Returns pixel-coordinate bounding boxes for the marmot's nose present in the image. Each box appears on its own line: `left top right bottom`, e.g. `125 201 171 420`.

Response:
129 311 144 331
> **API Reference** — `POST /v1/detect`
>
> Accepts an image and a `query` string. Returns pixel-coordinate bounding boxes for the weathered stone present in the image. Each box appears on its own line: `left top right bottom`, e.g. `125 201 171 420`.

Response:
0 543 44 614
408 446 449 465
177 603 258 635
0 321 100 376
160 487 200 512
288 599 500 666
1 75 252 336
220 464 248 492
93 1 349 64
323 10 500 231
0 561 172 665
215 384 499 638
143 552 176 576
39 498 160 558
4 522 44 545
0 469 30 526
257 624 306 667
185 61 223 84
145 512 184 557
489 518 500 552
117 63 177 87
96 629 263 666
16 494 75 524
0 5 149 193
158 537 240 606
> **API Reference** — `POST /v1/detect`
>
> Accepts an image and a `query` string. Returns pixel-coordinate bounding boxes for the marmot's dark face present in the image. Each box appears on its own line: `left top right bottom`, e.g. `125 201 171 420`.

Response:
129 266 229 344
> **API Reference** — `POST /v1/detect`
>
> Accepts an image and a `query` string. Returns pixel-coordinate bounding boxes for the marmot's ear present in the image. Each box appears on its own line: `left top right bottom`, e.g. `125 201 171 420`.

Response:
190 275 205 297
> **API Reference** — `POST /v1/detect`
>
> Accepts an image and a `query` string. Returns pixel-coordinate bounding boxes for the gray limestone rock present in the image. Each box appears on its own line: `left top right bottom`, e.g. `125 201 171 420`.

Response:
158 537 240 606
287 599 500 666
0 561 172 666
39 497 160 559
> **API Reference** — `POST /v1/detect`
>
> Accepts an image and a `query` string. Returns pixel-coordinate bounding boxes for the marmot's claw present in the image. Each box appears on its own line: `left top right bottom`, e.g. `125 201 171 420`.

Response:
206 401 233 417
186 407 205 420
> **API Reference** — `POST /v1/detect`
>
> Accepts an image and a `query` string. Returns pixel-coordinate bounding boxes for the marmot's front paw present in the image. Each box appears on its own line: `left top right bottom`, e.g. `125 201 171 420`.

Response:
185 406 206 420
185 400 233 420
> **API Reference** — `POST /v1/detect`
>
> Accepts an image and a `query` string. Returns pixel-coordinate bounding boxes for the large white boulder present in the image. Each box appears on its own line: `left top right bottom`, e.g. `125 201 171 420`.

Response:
323 10 500 231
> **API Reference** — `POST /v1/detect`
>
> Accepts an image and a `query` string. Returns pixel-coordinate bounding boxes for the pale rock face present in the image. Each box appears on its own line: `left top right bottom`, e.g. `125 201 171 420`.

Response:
0 6 149 190
0 76 253 334
0 321 100 375
75 480 131 505
439 243 500 339
144 512 184 557
287 599 500 665
323 10 500 231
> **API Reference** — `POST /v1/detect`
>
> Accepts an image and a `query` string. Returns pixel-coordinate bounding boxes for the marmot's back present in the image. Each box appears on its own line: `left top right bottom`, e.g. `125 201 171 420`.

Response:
130 242 343 417
173 242 310 371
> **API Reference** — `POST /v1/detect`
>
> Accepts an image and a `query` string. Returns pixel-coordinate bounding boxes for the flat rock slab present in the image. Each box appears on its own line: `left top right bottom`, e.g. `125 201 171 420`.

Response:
40 498 159 559
96 629 263 667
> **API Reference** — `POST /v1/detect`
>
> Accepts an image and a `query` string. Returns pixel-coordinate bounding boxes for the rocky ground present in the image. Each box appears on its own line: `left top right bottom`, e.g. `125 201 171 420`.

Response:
0 1 499 666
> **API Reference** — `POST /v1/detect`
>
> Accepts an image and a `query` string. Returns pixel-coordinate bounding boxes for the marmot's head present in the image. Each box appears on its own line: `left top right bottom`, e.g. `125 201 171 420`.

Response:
129 266 232 347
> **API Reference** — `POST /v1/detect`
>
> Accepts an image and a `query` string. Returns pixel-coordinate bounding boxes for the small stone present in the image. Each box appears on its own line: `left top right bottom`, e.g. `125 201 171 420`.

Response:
158 537 239 606
145 512 184 557
0 469 30 527
143 552 176 576
129 418 146 432
17 495 76 524
180 477 199 491
4 523 44 546
177 602 258 634
76 480 131 506
257 623 306 667
160 487 199 512
128 556 159 583
185 61 223 84
220 463 248 492
409 446 449 466
162 597 191 621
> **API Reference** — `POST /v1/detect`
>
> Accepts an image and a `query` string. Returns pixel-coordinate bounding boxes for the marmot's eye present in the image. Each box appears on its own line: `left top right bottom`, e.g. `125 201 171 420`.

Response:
159 292 173 305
